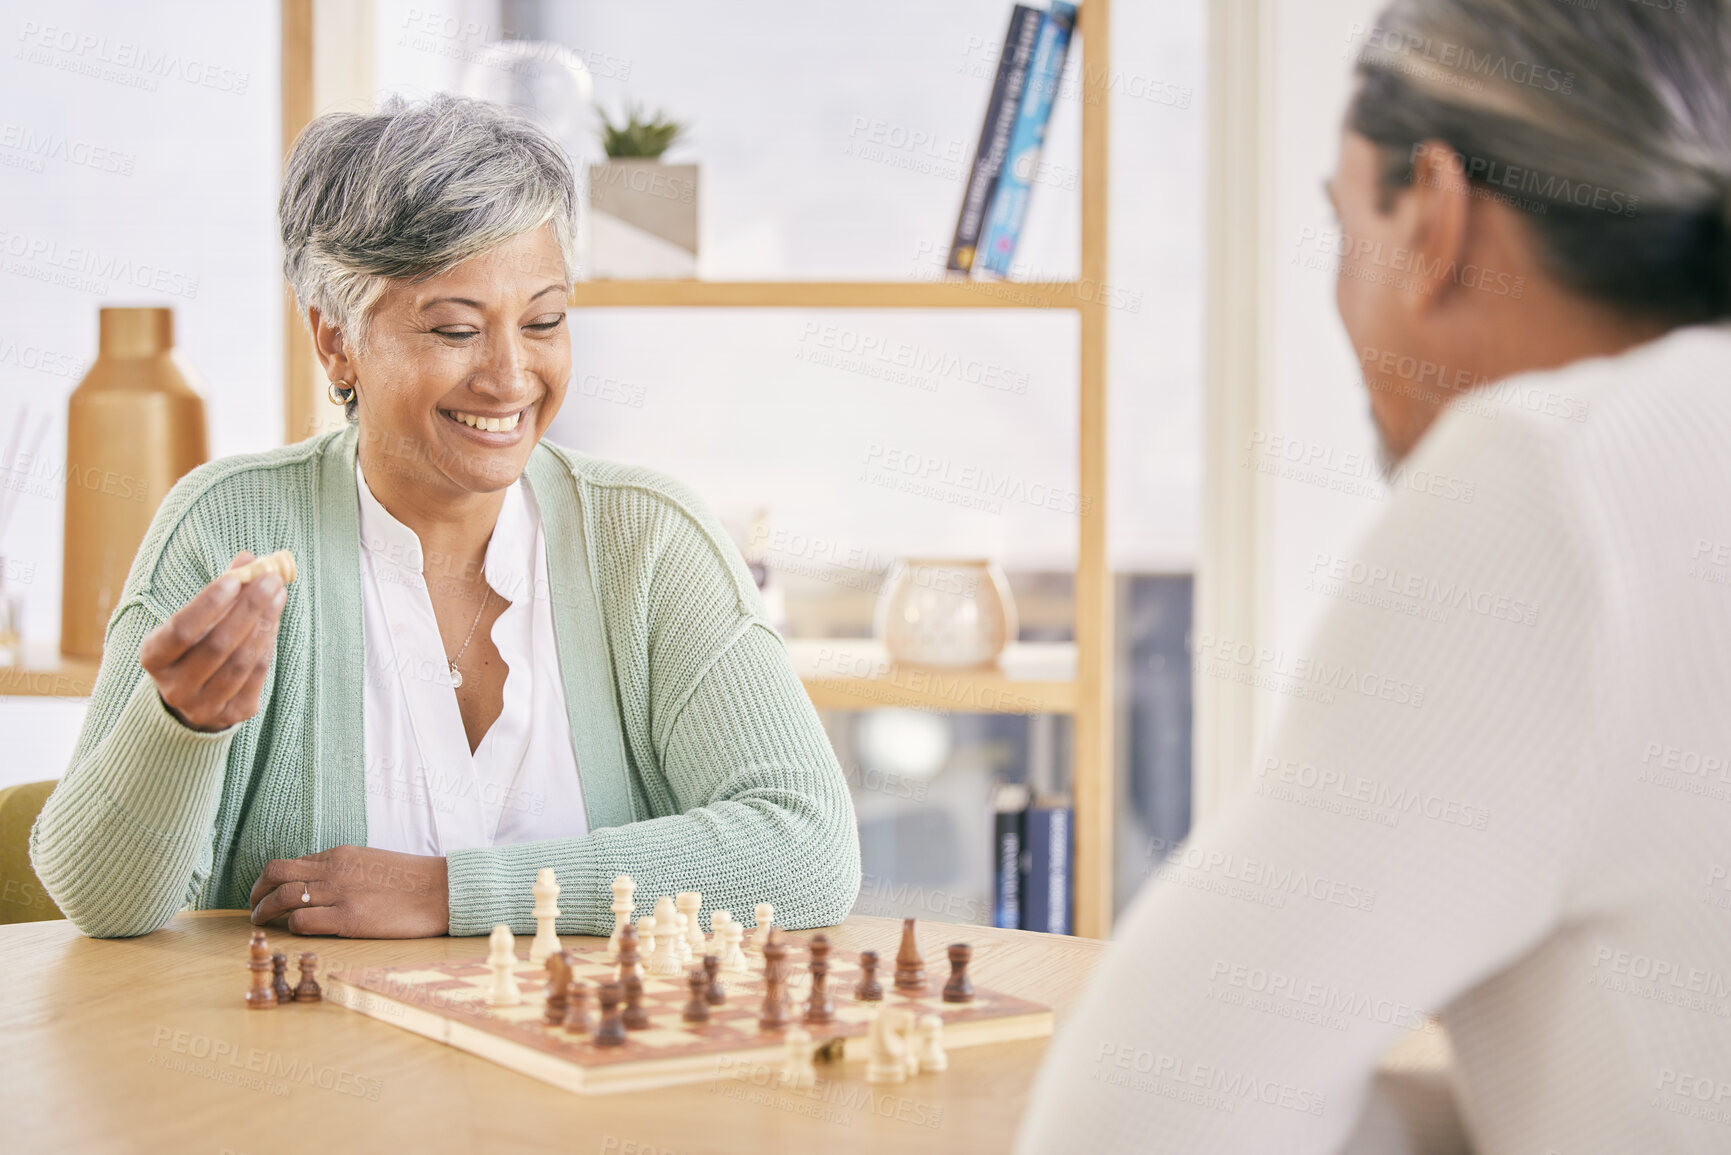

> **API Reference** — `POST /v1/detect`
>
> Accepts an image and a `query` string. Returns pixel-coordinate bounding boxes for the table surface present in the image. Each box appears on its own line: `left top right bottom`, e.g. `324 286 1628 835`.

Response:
0 910 1107 1155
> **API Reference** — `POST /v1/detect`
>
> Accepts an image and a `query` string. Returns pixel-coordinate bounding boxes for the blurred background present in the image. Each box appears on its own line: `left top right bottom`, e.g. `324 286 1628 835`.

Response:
0 0 1393 935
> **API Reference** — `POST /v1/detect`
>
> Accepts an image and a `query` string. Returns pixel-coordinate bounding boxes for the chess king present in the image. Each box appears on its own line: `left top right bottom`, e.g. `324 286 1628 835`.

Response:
29 94 861 941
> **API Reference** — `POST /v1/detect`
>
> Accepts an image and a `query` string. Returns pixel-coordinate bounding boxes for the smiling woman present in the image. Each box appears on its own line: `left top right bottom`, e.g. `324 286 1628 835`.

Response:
28 95 861 942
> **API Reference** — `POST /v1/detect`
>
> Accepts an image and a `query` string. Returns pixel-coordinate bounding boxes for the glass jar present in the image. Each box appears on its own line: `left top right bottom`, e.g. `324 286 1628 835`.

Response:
874 558 1018 669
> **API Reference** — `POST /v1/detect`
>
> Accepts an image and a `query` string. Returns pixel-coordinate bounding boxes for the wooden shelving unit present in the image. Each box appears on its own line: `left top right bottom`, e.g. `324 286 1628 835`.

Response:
271 1 1116 935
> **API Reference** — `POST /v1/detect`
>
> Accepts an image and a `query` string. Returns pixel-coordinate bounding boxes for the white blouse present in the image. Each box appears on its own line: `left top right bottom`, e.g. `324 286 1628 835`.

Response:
356 461 588 855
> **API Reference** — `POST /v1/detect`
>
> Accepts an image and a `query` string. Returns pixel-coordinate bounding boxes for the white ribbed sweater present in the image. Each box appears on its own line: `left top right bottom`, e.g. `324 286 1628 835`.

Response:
1020 324 1731 1154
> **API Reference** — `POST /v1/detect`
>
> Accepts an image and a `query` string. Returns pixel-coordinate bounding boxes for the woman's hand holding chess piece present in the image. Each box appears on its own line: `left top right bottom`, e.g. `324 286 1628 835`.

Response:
139 550 289 733
248 845 450 938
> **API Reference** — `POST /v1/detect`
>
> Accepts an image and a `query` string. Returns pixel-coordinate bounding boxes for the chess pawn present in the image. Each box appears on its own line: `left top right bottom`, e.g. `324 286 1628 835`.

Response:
804 934 834 1025
747 902 775 955
635 914 657 958
648 896 683 976
270 951 294 1004
245 930 277 1009
528 868 562 964
593 981 627 1047
621 970 651 1030
854 950 884 1001
562 979 592 1035
864 1006 908 1084
781 1024 816 1091
894 918 927 995
683 969 711 1024
702 954 726 1006
916 1014 949 1073
723 918 749 974
544 951 573 1025
486 925 522 1007
615 923 643 984
673 911 693 968
607 874 637 962
943 943 974 1003
294 951 322 1002
677 891 705 959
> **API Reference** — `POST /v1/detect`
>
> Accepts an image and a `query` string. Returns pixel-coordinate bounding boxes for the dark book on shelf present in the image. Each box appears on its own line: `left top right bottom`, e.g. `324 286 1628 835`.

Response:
947 4 1043 274
991 782 1030 929
1020 794 1073 935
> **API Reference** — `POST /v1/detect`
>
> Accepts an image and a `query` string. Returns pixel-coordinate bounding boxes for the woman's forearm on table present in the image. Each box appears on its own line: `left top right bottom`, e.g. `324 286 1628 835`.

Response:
30 605 236 938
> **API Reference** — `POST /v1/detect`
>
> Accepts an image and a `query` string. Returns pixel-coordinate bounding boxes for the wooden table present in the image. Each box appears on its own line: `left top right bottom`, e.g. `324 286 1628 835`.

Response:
0 911 1105 1154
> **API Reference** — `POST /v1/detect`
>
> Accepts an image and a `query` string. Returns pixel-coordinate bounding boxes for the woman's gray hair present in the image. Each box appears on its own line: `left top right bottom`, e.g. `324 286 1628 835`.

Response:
280 93 578 359
1347 0 1731 322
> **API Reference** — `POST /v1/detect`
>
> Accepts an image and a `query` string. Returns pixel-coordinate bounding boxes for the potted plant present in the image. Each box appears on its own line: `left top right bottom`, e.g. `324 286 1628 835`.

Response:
588 104 698 279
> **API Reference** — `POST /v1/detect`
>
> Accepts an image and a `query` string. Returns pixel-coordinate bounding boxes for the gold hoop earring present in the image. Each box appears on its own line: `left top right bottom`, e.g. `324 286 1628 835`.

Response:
328 379 356 406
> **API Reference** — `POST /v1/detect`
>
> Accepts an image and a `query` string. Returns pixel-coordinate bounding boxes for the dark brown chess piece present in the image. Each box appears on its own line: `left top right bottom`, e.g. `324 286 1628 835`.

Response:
683 969 711 1024
758 928 791 1030
703 954 726 1006
854 949 884 1001
562 978 592 1034
943 943 974 1003
544 951 572 1025
804 933 834 1025
894 918 927 995
621 969 650 1030
295 952 322 1002
270 951 294 1004
593 981 626 1047
245 930 276 1009
615 923 641 985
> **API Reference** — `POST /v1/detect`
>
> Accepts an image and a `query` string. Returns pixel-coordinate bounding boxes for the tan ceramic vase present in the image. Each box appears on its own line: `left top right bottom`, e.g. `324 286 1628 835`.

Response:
60 307 208 658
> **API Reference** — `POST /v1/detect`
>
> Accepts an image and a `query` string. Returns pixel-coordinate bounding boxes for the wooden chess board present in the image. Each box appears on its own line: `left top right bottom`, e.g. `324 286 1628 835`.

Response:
325 933 1053 1096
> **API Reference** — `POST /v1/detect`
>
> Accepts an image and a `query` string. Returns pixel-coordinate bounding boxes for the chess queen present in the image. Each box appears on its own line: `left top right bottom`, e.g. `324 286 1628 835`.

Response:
30 95 862 942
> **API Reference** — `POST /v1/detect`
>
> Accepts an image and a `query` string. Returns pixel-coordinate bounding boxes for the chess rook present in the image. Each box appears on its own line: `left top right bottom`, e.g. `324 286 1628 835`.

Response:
943 943 974 1003
244 929 276 1009
894 918 927 995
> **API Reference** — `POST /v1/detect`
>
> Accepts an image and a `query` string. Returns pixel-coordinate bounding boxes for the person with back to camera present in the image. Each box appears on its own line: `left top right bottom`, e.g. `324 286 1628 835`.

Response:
1021 2 1731 1152
30 95 861 943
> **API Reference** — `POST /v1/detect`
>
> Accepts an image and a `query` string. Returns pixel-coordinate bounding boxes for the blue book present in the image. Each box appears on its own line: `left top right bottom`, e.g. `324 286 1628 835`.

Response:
1020 796 1073 935
975 1 1078 278
948 5 1043 273
992 783 1030 929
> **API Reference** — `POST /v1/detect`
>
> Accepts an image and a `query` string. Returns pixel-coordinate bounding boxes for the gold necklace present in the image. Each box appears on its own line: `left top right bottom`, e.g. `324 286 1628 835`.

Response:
447 578 491 689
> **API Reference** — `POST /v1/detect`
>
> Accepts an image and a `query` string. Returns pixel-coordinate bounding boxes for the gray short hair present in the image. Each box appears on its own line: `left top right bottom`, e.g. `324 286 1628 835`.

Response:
1348 0 1731 322
280 93 577 358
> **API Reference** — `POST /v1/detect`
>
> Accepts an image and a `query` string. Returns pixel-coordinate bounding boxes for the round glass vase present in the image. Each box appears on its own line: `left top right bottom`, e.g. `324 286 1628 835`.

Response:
874 558 1018 669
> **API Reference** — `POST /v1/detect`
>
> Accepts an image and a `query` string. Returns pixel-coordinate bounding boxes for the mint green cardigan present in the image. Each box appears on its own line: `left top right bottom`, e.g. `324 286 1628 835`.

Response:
30 424 860 939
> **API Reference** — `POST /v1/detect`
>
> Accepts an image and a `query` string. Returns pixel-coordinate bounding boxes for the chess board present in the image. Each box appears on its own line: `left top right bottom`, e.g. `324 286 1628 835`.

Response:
325 933 1053 1096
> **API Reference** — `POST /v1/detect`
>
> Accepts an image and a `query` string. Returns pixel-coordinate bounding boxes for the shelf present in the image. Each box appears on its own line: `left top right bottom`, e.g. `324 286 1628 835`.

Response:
786 639 1075 715
0 641 99 698
567 280 1089 311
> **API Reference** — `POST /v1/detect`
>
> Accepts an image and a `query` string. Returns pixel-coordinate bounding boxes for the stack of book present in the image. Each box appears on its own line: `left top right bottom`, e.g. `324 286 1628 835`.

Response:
948 2 1079 279
992 782 1074 935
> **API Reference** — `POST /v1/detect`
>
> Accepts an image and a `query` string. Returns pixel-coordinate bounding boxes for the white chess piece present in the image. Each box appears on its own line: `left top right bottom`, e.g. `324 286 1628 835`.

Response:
902 1010 920 1077
485 925 522 1007
607 875 636 962
708 909 732 960
648 896 683 976
528 868 562 964
677 891 705 959
673 911 693 967
916 1014 948 1073
635 914 657 958
722 917 749 974
865 1005 908 1084
746 902 775 956
781 1024 816 1091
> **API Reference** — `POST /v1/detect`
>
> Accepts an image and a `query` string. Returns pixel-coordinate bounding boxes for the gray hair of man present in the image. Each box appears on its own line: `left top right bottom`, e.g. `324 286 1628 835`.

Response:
1347 0 1731 323
279 93 578 416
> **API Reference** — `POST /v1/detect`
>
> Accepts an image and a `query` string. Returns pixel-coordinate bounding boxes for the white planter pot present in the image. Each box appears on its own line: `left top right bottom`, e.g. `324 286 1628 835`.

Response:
588 161 699 279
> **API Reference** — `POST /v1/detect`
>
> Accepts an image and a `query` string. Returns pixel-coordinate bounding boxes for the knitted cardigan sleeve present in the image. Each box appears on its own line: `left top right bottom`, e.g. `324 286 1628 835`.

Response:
29 468 246 938
443 472 861 937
